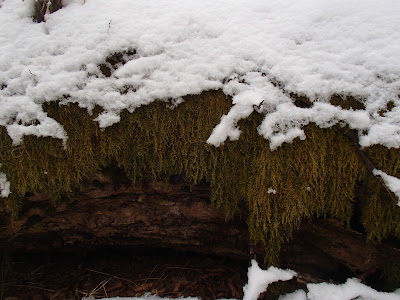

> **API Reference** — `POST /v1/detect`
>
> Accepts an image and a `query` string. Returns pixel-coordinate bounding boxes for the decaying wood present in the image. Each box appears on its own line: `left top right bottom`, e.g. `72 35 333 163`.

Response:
1 175 249 257
1 175 399 285
282 218 400 283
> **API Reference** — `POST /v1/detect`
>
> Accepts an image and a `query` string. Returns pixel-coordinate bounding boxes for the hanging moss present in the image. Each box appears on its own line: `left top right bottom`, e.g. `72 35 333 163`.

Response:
360 146 400 242
238 116 366 263
0 90 399 263
0 102 103 216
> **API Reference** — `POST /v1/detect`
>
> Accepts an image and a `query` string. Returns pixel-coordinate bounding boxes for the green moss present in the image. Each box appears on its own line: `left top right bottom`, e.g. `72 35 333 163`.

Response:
242 119 366 263
381 261 400 292
98 90 231 184
361 146 400 242
0 90 399 264
329 94 366 110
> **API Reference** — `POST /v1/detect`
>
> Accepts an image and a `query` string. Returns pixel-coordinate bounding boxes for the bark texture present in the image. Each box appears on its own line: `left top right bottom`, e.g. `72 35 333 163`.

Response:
1 175 399 286
1 175 249 257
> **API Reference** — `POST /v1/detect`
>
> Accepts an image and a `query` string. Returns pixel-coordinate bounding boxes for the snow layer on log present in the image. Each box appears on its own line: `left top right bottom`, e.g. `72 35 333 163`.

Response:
373 169 400 207
0 0 399 149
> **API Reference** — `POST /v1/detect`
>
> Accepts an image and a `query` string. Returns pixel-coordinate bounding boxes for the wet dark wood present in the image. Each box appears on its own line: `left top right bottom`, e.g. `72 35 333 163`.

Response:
1 176 249 258
1 175 399 287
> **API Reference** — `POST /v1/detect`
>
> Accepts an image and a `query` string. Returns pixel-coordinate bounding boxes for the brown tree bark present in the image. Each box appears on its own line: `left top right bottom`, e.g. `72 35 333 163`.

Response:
1 175 249 257
1 174 399 286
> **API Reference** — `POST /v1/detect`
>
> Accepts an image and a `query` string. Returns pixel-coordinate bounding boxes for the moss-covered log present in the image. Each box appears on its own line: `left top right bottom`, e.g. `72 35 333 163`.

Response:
0 90 399 268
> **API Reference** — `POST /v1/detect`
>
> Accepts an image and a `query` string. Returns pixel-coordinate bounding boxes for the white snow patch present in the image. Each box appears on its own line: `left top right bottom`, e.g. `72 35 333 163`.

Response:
257 102 371 150
267 188 276 194
279 279 400 300
373 169 400 207
0 164 11 198
243 260 296 300
306 278 400 300
0 0 399 149
279 290 308 300
94 111 122 129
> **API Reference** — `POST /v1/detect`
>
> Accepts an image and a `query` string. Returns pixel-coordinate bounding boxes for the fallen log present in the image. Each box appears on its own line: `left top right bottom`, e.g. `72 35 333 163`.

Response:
1 175 399 288
1 176 249 258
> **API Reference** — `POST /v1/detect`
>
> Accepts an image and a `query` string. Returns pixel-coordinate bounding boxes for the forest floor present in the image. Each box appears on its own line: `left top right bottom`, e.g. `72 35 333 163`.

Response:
1 247 251 300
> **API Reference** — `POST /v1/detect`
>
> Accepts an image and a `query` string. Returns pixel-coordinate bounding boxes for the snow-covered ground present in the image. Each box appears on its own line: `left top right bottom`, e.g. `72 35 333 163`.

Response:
83 260 400 300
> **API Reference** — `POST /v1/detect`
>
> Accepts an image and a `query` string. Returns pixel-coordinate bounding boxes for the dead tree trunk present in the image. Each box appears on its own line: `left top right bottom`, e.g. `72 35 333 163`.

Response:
1 174 399 286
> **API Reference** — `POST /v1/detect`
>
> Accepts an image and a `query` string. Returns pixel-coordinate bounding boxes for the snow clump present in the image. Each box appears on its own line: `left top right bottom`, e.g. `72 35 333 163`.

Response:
373 169 400 207
243 260 297 300
0 164 11 198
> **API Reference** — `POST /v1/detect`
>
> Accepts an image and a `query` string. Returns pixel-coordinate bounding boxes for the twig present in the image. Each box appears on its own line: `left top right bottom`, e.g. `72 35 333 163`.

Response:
295 272 327 284
75 288 89 297
89 278 111 297
145 264 158 284
153 273 168 291
11 144 31 160
102 279 109 298
107 20 112 33
86 268 161 284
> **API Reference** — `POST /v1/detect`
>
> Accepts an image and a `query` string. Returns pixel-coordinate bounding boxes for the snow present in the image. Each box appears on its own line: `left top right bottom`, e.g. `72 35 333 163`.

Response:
305 278 400 300
88 261 400 300
0 164 11 198
243 260 297 300
279 290 308 300
280 281 400 299
373 169 400 207
0 0 399 147
1 0 400 197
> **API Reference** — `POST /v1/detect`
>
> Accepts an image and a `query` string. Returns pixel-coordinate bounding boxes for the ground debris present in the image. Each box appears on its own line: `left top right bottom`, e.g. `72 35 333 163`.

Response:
2 248 247 300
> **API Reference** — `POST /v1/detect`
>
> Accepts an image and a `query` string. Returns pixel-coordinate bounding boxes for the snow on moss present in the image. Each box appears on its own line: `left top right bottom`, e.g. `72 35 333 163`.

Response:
0 0 399 149
0 164 10 198
373 169 400 207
